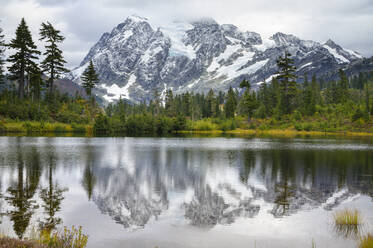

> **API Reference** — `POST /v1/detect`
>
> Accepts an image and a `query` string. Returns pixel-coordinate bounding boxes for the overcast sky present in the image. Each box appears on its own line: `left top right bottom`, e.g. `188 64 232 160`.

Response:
1 0 372 69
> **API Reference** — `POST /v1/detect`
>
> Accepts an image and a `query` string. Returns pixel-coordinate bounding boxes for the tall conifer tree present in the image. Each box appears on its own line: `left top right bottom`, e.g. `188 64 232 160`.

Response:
39 22 69 94
276 51 297 115
165 89 175 116
365 83 370 114
225 86 237 118
238 79 258 118
7 18 40 98
81 60 99 97
338 69 349 103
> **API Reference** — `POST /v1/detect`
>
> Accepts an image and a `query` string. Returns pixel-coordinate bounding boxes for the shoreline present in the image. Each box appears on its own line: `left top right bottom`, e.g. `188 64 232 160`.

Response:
176 128 373 138
1 125 373 138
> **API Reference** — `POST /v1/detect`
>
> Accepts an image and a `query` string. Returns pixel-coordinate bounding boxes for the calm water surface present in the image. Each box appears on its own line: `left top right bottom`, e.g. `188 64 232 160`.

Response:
0 136 373 248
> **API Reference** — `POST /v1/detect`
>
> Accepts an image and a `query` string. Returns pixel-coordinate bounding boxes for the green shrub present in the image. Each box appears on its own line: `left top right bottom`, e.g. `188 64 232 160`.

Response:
93 114 111 134
293 110 302 121
248 122 256 129
219 120 232 131
294 123 302 131
258 123 269 130
22 122 43 133
303 123 313 131
189 119 218 131
255 104 267 118
0 121 6 132
54 124 67 133
155 116 173 134
173 115 187 131
230 120 236 130
352 108 364 122
71 124 86 133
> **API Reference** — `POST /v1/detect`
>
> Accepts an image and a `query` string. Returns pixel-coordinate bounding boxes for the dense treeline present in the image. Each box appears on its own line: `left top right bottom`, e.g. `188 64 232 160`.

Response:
95 52 373 135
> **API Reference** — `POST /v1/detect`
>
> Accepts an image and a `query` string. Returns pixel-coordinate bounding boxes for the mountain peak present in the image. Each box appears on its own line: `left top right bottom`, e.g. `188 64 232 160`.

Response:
68 15 364 103
127 14 148 23
270 32 299 46
324 39 339 48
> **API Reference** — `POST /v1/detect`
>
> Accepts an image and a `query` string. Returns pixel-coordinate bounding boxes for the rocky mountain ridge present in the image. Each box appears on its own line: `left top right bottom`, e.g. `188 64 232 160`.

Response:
66 15 364 103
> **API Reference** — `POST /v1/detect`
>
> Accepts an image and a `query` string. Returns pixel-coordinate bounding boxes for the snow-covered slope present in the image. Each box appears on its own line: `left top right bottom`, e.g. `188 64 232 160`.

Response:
67 15 363 103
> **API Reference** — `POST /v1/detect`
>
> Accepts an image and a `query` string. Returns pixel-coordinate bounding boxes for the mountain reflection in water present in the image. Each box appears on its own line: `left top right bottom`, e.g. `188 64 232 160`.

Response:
0 137 372 247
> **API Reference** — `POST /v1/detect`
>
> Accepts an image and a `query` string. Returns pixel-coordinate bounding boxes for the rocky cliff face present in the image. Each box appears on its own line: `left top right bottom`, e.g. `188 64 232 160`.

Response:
67 15 363 103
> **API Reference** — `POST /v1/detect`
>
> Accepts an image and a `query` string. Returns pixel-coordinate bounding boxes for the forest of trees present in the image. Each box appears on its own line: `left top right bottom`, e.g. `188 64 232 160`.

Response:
0 18 373 136
0 18 100 133
95 54 373 135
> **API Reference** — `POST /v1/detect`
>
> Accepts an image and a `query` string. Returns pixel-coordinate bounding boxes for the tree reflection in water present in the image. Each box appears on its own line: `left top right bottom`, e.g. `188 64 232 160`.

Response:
39 147 67 232
5 144 41 239
81 142 96 201
0 181 3 225
2 140 67 238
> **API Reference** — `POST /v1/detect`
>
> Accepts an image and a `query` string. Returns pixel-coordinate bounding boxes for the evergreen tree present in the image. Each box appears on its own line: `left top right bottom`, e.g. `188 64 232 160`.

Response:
152 88 161 116
0 23 5 83
239 79 250 89
325 81 339 104
303 74 309 88
182 92 192 117
318 78 325 90
218 91 225 104
257 81 272 116
357 72 365 90
214 98 221 118
205 89 215 118
338 69 349 103
81 60 99 96
302 75 317 115
39 22 69 94
29 67 44 101
238 89 258 118
365 83 370 114
7 18 40 98
165 89 175 116
269 78 280 111
238 79 258 118
311 75 321 105
276 51 297 115
225 86 237 118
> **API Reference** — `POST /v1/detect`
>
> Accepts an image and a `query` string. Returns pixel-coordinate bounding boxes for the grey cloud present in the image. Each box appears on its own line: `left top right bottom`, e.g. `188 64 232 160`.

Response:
0 0 372 69
33 0 78 6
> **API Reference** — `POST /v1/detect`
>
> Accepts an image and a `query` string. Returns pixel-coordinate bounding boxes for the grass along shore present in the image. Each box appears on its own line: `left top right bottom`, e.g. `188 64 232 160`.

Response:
1 117 373 138
0 226 88 248
0 120 92 135
178 128 373 138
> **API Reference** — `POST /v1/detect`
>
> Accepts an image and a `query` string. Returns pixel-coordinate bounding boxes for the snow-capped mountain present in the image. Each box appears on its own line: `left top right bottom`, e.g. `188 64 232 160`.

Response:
67 15 363 103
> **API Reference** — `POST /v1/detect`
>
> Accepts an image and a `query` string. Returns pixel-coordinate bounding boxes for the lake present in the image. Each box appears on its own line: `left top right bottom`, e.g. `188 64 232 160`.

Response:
0 136 373 248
